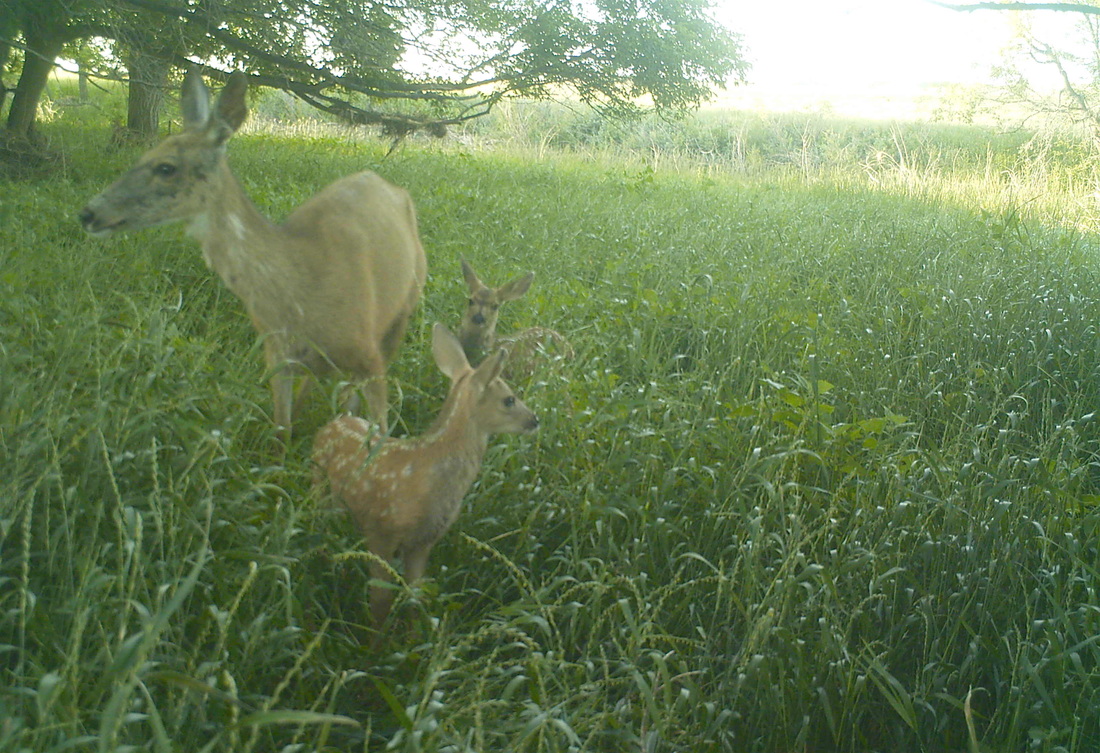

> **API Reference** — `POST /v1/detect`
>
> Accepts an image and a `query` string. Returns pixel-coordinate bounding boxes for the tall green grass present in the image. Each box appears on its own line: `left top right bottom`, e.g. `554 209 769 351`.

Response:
2 85 1099 751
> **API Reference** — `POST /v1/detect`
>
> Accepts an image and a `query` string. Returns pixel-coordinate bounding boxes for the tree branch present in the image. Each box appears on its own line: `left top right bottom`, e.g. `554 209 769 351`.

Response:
1032 39 1100 133
112 0 551 103
149 55 470 135
931 1 1100 13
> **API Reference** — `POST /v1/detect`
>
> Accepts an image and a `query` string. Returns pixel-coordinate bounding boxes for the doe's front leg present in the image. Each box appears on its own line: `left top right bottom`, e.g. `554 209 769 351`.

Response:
342 373 389 436
270 370 295 449
267 349 314 448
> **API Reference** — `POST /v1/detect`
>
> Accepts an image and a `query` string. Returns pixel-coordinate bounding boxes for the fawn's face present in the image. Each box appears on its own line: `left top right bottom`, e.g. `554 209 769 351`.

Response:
460 286 503 353
433 321 538 435
458 260 534 355
475 376 539 435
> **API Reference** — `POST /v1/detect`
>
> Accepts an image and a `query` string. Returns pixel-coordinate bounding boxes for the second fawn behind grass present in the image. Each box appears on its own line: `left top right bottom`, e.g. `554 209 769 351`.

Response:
458 258 534 362
312 323 539 630
457 259 574 381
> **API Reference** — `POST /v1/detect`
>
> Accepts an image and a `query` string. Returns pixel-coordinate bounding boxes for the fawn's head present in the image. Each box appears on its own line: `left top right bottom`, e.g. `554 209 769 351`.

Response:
79 68 249 237
433 323 538 435
458 259 534 356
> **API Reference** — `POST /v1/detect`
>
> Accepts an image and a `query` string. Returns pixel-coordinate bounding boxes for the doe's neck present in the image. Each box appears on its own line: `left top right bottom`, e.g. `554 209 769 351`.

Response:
187 162 288 296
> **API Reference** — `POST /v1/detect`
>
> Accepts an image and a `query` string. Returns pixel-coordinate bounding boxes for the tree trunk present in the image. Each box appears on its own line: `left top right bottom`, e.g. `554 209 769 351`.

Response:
6 43 64 142
0 15 14 115
5 6 68 142
124 50 169 140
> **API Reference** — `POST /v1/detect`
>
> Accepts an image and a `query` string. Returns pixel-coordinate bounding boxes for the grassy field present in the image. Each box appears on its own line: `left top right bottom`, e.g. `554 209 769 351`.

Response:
2 84 1100 752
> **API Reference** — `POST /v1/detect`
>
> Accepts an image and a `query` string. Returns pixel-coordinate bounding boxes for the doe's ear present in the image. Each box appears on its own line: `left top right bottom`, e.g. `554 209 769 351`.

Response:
215 71 249 132
432 323 472 380
180 66 211 130
461 258 482 293
199 70 250 147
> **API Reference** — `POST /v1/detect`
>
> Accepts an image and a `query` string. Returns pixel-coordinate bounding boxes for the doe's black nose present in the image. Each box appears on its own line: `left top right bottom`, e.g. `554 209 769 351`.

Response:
78 207 95 228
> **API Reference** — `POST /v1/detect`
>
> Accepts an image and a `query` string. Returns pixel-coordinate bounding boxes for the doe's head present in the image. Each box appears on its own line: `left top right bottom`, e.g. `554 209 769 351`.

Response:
432 322 538 435
79 68 250 237
458 259 534 358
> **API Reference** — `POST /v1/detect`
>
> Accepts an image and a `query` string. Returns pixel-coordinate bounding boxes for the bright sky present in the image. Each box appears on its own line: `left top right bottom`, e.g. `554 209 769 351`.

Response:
711 0 1036 115
718 0 1016 88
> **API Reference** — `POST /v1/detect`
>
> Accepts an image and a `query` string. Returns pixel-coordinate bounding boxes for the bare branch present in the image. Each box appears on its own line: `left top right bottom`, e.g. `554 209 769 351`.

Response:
1032 39 1100 131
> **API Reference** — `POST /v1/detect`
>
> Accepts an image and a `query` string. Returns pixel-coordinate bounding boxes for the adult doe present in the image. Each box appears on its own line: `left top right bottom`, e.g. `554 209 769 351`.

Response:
312 323 538 628
80 69 427 440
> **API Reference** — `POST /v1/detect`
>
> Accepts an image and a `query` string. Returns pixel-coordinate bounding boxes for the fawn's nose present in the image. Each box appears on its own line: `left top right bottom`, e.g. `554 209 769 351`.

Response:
471 312 485 325
78 207 96 229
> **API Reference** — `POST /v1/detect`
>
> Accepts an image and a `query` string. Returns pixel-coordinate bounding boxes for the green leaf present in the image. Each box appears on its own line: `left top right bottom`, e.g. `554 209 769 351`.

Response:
237 710 360 728
372 679 414 731
866 657 918 731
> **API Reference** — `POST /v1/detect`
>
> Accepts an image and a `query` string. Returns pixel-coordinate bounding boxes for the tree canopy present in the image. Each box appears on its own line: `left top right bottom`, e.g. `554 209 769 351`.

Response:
0 0 747 142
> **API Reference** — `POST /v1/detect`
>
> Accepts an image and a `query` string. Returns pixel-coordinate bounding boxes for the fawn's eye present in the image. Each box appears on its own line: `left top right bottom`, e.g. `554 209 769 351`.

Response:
503 396 516 408
468 298 476 307
153 163 177 177
491 304 499 311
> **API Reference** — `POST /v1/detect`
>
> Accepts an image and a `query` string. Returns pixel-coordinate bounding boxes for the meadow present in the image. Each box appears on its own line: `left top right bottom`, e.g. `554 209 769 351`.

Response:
2 83 1100 752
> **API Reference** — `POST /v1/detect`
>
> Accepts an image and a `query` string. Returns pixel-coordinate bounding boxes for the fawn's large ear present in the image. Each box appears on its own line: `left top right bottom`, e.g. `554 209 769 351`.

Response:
461 258 482 293
497 271 534 302
472 348 506 387
209 71 248 145
180 67 211 131
432 322 471 380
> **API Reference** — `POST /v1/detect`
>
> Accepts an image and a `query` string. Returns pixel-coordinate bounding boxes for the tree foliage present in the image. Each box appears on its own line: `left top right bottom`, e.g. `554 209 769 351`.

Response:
0 0 747 142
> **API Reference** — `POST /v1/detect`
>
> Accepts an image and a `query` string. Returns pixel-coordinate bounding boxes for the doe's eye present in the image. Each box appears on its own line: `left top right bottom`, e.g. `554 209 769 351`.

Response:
153 163 177 177
503 396 516 408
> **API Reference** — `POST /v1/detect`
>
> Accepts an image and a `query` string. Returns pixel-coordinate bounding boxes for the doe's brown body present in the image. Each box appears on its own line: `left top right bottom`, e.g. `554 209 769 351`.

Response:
80 69 426 440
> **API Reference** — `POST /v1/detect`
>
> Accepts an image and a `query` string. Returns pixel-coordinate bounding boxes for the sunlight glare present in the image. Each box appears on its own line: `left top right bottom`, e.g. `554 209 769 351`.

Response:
711 0 1021 117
